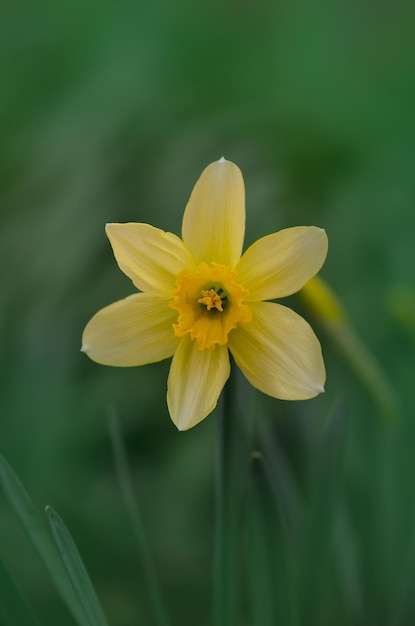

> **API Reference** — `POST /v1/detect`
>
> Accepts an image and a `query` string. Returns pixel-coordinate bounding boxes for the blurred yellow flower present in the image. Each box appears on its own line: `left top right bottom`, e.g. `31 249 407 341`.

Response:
82 159 328 430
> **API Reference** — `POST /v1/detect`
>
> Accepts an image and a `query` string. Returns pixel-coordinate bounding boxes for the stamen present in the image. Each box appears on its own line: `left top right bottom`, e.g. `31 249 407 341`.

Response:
198 289 224 312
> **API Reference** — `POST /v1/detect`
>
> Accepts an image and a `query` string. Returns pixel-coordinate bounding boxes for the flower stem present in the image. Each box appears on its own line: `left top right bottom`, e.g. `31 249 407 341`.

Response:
214 372 241 626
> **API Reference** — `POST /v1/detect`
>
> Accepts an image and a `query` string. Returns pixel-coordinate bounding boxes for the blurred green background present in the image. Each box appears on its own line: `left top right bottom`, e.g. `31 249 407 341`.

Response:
1 1 415 625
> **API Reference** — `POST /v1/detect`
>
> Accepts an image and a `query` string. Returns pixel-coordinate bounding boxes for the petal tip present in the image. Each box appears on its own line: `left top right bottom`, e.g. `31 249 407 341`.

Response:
173 414 197 432
105 222 119 232
317 385 325 394
218 156 226 163
80 345 88 353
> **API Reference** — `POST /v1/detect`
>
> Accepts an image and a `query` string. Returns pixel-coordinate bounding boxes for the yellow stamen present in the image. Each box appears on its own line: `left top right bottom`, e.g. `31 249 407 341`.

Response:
198 289 224 312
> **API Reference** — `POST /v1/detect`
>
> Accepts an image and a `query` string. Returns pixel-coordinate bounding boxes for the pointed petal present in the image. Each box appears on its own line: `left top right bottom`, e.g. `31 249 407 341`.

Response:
182 158 245 267
235 226 328 301
228 302 325 399
167 337 230 430
106 223 195 294
82 293 179 366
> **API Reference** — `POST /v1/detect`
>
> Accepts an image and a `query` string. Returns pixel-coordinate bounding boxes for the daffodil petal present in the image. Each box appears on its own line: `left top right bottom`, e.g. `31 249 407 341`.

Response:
167 337 230 430
228 302 325 399
235 226 328 301
182 158 245 267
106 223 196 294
82 293 179 366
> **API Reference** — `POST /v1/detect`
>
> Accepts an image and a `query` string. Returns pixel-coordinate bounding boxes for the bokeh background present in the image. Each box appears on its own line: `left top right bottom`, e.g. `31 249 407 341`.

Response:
1 1 415 625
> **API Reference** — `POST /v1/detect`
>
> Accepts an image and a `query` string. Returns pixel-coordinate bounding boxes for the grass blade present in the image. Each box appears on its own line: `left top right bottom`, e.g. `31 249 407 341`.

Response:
297 403 348 626
247 451 296 626
108 408 170 626
46 506 109 626
0 455 90 626
0 553 44 626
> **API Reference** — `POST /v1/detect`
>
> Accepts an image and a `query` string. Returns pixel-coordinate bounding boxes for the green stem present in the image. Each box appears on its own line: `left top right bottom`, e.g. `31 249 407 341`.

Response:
214 372 241 626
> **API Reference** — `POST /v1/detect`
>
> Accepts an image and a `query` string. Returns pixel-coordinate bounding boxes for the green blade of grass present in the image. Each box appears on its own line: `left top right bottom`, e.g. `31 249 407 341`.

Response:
46 506 109 626
297 403 348 626
0 553 44 626
247 451 296 626
0 455 90 626
108 409 170 626
388 521 415 626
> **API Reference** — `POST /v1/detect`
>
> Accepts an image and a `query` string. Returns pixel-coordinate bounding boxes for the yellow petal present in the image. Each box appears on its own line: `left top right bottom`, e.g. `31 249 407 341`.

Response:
82 293 179 366
106 223 196 294
228 302 325 399
167 337 230 430
235 226 328 301
182 158 245 267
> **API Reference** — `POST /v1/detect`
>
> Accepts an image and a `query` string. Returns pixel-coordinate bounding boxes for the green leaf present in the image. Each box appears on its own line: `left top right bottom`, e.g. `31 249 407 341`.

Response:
0 454 90 626
0 553 44 626
46 506 109 626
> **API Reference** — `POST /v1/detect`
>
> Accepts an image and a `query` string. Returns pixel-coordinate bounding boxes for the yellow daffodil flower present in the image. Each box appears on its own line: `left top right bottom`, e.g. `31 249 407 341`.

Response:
82 158 328 430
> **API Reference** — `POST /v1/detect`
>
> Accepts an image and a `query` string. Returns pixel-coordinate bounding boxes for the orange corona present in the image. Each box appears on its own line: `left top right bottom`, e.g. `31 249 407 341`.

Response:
170 262 252 350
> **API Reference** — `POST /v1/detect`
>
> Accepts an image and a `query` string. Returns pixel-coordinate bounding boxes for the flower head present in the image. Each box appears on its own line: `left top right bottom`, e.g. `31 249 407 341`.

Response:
82 159 328 430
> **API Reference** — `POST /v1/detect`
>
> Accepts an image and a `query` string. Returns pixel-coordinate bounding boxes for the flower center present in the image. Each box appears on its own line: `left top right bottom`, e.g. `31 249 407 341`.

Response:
198 288 226 312
170 262 252 350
